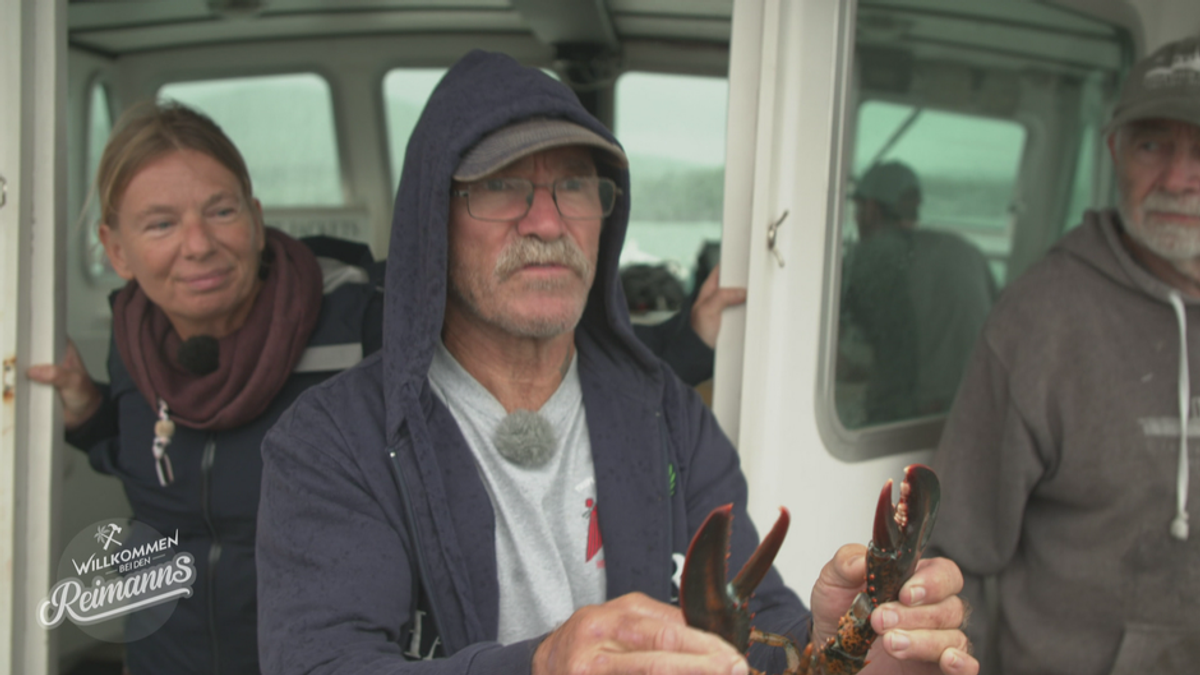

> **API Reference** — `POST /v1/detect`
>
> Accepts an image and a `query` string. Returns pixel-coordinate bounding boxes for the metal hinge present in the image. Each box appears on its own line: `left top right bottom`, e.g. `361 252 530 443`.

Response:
767 210 788 268
3 357 16 404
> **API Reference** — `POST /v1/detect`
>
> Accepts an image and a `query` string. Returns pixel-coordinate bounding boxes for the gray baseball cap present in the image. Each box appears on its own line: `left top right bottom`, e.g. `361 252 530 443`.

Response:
852 161 921 213
453 118 628 182
1107 35 1200 133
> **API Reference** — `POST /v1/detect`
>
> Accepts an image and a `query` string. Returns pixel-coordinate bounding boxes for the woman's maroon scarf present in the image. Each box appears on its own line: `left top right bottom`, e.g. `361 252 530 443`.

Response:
112 228 323 431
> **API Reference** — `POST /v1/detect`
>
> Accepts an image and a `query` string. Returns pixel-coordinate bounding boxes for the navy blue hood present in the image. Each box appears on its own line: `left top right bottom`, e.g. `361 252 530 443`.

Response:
383 50 657 445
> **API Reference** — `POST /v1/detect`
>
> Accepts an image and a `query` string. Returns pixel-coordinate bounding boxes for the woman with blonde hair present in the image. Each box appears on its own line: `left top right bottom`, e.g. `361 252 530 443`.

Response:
30 101 381 674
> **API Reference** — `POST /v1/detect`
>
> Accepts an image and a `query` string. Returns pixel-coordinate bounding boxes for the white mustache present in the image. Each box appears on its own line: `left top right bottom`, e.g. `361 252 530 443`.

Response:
1143 191 1200 217
494 237 591 280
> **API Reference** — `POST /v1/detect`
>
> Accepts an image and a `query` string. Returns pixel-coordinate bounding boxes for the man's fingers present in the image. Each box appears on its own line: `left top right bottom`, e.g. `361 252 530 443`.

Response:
534 593 747 675
900 557 964 607
940 646 979 675
810 552 977 674
871 596 967 634
808 544 867 643
615 612 741 657
825 543 868 590
605 591 688 625
877 627 975 672
589 650 747 675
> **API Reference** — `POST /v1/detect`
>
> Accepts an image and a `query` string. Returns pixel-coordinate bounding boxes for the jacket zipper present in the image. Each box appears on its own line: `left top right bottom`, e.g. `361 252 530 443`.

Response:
201 435 222 675
657 410 675 602
387 422 450 657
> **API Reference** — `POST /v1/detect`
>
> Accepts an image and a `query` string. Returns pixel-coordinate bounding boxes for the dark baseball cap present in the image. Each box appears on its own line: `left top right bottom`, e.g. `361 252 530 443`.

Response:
1107 35 1200 134
852 161 921 211
453 118 628 182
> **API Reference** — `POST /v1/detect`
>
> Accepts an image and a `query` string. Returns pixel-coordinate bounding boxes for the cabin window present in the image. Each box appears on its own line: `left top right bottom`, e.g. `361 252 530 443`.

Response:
822 0 1128 455
381 67 561 187
835 103 1024 430
84 79 114 281
614 72 728 320
1061 71 1112 235
159 73 343 207
382 68 448 188
848 102 1024 284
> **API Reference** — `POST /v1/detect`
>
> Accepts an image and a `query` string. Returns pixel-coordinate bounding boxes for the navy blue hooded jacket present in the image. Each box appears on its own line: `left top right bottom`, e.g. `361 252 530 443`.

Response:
256 50 809 674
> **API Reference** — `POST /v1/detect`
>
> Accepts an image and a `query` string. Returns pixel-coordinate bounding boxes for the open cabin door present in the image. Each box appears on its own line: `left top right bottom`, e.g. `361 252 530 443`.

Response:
714 0 918 600
1 0 67 672
716 0 1131 599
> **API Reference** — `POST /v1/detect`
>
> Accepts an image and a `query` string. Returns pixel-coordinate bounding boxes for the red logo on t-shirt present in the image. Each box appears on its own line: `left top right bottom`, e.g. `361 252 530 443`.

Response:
584 498 603 566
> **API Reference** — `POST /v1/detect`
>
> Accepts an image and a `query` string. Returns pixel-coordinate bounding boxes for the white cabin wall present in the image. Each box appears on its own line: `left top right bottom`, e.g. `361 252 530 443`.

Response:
1055 0 1199 54
1130 0 1200 50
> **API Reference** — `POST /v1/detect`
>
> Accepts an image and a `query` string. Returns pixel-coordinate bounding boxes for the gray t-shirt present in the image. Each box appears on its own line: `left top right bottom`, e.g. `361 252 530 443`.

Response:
428 342 606 644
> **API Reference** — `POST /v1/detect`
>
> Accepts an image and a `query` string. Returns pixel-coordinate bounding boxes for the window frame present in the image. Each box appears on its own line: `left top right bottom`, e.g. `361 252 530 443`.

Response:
80 73 119 285
614 69 730 297
814 15 1127 462
154 68 351 209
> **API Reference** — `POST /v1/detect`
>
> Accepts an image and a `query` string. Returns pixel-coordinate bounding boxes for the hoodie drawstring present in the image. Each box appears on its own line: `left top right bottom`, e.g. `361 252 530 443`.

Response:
1167 292 1190 540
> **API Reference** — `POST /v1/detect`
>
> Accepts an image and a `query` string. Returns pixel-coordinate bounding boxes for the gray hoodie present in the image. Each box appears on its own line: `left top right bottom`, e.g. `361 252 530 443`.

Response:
929 209 1200 674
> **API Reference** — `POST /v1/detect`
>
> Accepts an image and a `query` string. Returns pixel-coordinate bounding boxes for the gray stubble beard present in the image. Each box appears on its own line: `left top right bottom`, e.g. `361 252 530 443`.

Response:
448 236 594 339
1121 191 1200 267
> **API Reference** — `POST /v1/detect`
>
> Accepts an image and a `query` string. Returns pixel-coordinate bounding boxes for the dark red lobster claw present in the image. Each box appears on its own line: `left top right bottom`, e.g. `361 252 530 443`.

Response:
867 463 941 606
680 504 790 653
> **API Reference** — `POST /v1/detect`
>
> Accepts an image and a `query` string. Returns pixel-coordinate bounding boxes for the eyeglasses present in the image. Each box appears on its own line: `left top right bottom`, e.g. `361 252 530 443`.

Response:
452 176 620 221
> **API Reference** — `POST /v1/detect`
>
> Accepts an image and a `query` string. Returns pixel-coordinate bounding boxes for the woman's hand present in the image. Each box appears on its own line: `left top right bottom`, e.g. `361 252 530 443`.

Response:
27 339 104 430
810 546 977 675
690 265 747 348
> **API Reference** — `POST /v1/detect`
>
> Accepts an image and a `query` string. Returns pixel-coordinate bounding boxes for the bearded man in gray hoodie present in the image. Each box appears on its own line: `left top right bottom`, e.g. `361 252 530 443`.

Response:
929 35 1200 675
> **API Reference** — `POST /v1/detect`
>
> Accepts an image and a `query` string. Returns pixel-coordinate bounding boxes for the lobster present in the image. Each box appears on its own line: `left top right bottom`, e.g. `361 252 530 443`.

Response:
680 464 940 675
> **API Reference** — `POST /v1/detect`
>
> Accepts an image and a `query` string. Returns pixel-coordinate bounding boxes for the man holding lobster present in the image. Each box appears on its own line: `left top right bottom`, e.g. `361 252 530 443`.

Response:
256 50 975 675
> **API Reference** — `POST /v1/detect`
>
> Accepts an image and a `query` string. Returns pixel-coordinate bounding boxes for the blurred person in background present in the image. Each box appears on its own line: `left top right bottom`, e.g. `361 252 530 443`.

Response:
841 161 996 424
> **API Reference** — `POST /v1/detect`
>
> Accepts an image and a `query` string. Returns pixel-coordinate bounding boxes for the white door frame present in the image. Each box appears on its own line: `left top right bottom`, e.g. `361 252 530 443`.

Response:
1 0 67 672
714 0 924 597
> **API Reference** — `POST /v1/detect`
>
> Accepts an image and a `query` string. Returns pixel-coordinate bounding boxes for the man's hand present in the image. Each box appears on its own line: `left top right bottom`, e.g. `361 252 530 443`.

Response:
690 265 747 349
533 592 749 675
810 546 977 675
27 339 103 430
